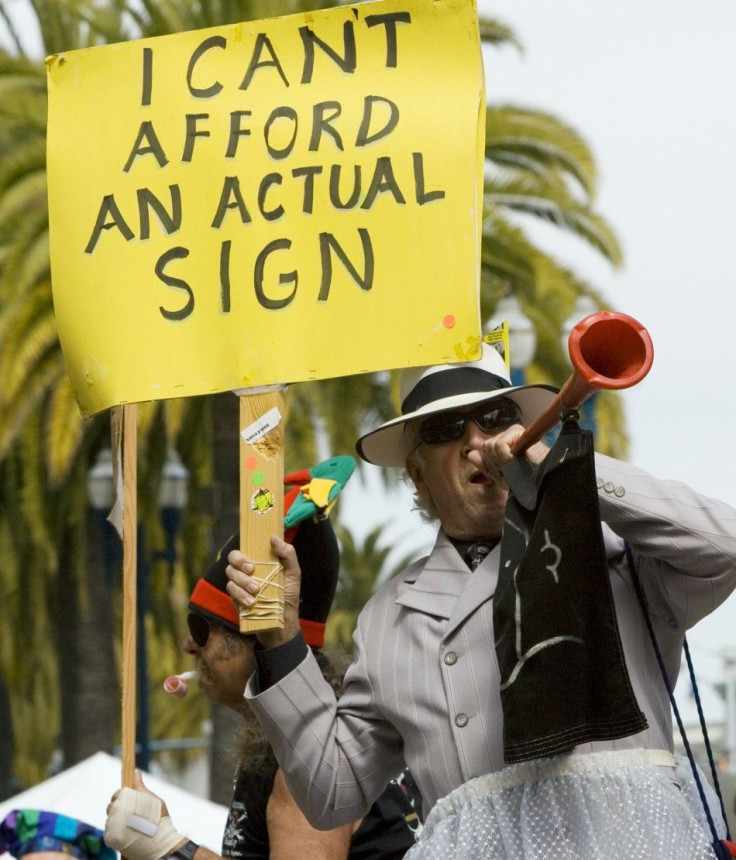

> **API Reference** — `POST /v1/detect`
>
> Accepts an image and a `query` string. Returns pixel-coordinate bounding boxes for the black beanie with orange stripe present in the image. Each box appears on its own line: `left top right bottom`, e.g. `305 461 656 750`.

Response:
188 457 353 648
188 517 339 648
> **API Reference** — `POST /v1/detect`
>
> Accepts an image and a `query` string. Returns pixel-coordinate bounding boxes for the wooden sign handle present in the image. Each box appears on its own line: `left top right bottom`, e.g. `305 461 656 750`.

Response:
121 403 137 787
238 389 285 633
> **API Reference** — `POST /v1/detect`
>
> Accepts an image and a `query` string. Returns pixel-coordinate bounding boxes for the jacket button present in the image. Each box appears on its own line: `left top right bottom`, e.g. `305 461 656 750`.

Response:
455 713 469 727
596 478 604 489
604 481 615 493
614 486 625 497
444 651 458 665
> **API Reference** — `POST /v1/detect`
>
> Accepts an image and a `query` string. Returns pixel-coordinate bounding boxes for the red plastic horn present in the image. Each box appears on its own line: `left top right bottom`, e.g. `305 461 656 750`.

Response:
511 311 654 455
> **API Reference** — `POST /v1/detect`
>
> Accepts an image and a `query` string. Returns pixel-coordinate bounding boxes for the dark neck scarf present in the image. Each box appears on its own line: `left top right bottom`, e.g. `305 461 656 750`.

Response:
494 417 647 763
451 537 500 571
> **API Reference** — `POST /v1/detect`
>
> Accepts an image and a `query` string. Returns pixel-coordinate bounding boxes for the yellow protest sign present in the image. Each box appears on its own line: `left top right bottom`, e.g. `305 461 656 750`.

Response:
47 0 484 416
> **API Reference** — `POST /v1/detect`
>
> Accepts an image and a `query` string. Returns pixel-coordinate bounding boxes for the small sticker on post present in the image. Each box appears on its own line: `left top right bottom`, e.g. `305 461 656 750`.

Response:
242 407 282 445
251 488 275 514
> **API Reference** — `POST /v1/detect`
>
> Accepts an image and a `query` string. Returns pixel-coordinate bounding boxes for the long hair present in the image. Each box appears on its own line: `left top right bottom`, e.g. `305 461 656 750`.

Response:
404 448 440 525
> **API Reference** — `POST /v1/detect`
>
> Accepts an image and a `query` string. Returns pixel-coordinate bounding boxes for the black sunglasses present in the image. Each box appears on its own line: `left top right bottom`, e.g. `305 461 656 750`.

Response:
418 399 522 445
187 612 255 647
187 613 213 647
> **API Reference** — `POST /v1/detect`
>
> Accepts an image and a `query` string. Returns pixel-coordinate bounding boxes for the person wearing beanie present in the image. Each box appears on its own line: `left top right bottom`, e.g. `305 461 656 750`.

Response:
223 344 736 859
105 457 423 860
1 809 116 860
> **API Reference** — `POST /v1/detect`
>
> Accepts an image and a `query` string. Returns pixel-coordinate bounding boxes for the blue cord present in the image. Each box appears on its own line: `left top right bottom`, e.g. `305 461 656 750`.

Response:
683 637 732 840
624 542 730 854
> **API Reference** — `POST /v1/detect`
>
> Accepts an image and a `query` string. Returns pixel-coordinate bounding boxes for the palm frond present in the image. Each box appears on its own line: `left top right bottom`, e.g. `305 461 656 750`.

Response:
0 170 47 246
485 175 623 266
44 373 89 487
0 294 58 404
480 215 537 302
0 138 47 197
486 105 597 197
477 17 523 51
0 358 64 462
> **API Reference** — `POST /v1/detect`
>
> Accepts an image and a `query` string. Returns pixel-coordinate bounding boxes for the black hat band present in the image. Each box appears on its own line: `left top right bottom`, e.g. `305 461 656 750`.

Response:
401 367 511 415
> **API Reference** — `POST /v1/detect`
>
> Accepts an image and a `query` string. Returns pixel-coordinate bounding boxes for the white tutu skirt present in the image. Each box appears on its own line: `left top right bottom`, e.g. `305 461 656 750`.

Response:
406 750 726 859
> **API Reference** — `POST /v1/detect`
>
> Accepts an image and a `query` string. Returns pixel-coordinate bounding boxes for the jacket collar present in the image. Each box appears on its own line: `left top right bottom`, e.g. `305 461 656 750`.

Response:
395 531 500 634
394 524 625 637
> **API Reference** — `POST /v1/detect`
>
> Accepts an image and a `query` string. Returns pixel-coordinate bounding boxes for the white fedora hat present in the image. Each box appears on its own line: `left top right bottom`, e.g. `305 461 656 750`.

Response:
356 344 559 467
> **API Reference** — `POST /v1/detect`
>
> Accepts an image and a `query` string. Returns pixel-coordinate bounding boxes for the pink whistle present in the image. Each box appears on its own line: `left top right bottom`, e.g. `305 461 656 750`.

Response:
163 670 198 698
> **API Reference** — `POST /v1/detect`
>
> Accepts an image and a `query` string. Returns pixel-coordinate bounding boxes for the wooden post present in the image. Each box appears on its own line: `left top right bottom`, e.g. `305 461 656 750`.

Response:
238 388 285 633
121 403 137 786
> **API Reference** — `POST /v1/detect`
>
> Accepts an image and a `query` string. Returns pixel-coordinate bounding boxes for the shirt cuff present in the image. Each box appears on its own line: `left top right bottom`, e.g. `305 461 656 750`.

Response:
254 632 308 690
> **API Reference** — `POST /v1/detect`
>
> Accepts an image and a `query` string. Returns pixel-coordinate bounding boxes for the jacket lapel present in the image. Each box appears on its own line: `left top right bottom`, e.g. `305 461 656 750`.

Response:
394 532 469 619
395 531 501 634
393 525 624 636
444 542 500 640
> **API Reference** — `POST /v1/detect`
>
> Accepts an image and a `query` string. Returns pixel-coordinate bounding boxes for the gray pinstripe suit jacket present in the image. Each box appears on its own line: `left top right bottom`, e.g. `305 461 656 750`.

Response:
246 453 736 827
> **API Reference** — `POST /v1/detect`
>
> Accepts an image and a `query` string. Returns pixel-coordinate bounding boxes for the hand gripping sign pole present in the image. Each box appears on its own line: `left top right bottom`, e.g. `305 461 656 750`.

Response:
238 387 286 633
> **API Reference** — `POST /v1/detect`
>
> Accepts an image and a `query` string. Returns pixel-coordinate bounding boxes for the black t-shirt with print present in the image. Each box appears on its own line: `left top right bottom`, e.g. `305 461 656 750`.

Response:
222 766 423 859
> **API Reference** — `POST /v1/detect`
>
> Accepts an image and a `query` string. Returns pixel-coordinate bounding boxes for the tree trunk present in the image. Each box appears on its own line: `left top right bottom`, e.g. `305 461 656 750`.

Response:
209 391 242 802
0 674 15 799
56 516 118 767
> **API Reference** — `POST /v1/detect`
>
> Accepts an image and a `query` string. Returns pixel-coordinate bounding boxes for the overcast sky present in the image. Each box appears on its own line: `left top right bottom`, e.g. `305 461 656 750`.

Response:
346 0 736 699
476 1 736 683
3 0 735 697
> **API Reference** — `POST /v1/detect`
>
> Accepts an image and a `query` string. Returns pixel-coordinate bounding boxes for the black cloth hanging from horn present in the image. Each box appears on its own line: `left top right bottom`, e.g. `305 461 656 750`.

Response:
494 416 648 763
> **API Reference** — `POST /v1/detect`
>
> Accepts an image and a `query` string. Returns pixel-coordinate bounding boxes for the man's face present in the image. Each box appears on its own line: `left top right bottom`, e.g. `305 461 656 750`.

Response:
184 619 254 712
405 398 520 540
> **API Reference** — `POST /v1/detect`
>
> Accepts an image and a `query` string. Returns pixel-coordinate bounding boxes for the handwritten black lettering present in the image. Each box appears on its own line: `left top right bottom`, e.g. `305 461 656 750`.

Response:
292 165 322 213
141 47 153 105
364 12 411 68
254 239 298 309
156 247 194 320
362 156 406 208
413 152 445 204
356 95 399 146
318 228 374 300
226 111 252 158
187 35 226 98
137 185 182 239
329 164 361 209
182 114 211 162
124 121 168 172
258 173 284 221
220 239 232 312
310 101 343 151
263 106 299 159
240 32 290 90
300 21 357 84
212 176 252 228
85 194 135 253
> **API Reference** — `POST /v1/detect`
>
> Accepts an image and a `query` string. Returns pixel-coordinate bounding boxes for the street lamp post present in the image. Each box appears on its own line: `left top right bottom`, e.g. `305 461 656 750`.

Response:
87 448 189 771
158 450 190 577
86 448 118 590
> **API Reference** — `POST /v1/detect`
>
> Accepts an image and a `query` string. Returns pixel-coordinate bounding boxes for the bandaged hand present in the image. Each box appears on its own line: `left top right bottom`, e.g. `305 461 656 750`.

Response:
105 772 185 860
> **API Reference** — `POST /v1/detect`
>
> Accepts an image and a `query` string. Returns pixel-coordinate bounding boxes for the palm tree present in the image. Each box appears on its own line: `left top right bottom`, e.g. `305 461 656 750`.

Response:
0 1 627 791
0 14 213 782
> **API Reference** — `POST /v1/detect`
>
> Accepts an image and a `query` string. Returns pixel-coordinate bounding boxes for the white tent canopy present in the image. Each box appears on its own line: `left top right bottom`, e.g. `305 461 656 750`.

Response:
0 752 228 855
